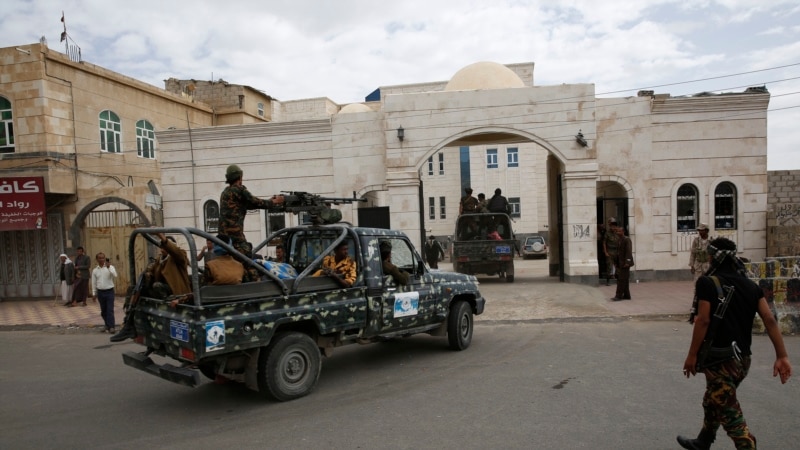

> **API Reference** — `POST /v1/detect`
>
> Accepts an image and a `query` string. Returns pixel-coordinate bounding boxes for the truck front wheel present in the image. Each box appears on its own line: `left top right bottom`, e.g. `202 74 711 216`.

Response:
447 300 473 351
257 332 321 402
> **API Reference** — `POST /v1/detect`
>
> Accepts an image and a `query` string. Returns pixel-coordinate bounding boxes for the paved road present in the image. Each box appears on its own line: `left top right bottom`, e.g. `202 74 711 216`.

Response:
0 322 796 449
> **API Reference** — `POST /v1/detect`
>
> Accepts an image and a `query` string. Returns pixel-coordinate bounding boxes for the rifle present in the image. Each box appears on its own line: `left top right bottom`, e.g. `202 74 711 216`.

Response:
276 191 366 225
695 276 735 370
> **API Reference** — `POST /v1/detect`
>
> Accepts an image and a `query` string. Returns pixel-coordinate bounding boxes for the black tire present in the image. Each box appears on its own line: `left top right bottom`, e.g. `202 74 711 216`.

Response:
198 362 217 381
447 300 473 351
506 274 515 283
257 332 321 402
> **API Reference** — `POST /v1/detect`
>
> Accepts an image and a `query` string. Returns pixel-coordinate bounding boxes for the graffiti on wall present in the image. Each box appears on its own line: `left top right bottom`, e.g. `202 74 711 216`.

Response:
776 203 800 226
573 224 591 239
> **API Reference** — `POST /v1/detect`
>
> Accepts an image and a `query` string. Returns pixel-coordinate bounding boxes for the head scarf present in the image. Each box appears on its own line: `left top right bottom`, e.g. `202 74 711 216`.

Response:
59 253 73 264
706 240 747 277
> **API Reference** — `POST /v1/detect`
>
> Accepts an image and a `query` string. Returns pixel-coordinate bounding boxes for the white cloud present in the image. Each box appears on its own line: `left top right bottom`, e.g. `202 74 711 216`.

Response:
2 0 799 168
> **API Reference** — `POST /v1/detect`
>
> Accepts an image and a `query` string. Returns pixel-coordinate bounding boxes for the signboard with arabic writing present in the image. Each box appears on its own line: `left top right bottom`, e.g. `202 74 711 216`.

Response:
0 177 47 231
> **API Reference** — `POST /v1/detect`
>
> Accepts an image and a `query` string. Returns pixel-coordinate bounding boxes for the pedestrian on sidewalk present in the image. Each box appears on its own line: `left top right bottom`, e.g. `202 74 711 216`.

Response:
91 252 117 333
678 237 792 450
603 218 620 286
689 223 711 282
57 254 75 306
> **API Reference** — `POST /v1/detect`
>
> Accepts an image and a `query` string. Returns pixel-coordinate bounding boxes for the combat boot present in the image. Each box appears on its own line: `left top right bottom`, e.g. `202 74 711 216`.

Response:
110 322 136 342
676 428 716 450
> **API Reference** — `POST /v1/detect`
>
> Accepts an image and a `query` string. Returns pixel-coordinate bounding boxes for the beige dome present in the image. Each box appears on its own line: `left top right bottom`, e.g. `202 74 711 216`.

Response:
444 61 524 91
338 103 373 114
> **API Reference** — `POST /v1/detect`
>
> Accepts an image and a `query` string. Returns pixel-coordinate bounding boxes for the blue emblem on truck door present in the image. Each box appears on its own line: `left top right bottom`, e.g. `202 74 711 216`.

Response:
205 320 226 352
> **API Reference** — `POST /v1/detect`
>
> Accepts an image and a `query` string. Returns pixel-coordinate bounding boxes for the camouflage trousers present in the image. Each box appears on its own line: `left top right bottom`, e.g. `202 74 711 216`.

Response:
701 356 756 449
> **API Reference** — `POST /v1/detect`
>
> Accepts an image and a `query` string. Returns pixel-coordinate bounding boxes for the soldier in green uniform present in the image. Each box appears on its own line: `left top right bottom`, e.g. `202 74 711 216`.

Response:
219 165 284 256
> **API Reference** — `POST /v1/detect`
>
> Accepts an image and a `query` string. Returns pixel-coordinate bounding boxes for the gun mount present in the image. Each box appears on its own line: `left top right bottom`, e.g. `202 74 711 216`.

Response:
277 191 367 225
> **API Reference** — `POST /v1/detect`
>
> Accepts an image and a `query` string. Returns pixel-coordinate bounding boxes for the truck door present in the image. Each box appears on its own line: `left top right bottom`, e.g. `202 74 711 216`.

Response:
378 237 438 332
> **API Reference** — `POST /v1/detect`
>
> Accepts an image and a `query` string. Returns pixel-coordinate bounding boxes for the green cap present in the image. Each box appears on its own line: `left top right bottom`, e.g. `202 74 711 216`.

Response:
225 164 243 183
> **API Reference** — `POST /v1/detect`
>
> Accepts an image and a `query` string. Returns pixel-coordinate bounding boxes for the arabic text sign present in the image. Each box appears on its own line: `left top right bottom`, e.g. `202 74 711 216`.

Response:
0 177 47 231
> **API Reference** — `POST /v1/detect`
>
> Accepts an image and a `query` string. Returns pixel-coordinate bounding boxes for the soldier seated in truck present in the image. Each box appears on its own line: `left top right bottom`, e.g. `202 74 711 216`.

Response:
312 240 357 288
380 240 409 286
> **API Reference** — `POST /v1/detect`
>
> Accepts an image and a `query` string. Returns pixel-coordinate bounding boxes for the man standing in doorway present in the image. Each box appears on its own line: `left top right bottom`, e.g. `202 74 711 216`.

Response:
424 235 445 269
70 246 91 307
603 218 620 286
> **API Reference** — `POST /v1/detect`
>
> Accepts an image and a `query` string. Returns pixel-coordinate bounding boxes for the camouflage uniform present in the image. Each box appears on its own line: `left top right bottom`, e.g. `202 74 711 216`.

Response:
700 357 756 449
219 184 276 255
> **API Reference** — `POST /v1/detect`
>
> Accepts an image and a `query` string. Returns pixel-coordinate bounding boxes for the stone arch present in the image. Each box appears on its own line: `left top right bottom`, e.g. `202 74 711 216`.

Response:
69 196 150 248
414 126 568 171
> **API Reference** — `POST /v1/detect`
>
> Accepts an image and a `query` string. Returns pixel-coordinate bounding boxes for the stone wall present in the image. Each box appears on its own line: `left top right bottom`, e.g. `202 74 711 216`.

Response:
767 170 800 257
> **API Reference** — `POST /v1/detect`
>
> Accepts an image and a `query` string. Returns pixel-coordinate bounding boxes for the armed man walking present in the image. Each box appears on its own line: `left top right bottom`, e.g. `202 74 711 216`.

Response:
678 237 792 450
220 165 284 256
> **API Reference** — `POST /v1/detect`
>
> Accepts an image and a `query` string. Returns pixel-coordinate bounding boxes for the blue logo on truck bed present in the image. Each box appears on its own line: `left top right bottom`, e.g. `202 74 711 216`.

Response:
495 246 511 254
170 320 189 342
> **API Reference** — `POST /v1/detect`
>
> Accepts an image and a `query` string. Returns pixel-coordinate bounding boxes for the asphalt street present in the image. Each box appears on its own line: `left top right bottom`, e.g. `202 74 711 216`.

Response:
0 321 797 449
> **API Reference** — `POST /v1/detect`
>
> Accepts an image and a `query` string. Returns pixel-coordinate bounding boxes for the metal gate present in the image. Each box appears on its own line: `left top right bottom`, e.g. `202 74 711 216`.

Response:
0 213 64 299
84 209 148 293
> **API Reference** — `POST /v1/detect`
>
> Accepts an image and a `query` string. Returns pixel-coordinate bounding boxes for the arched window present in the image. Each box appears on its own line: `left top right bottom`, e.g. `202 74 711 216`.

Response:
714 182 737 230
204 200 219 233
0 96 14 154
99 110 121 153
677 184 698 231
136 120 155 159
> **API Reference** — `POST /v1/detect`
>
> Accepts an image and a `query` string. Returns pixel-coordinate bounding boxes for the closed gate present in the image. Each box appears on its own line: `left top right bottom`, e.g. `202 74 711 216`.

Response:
84 209 148 294
0 213 64 299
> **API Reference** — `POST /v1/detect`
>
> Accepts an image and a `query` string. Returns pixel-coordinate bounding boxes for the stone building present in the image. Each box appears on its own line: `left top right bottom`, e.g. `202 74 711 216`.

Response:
0 42 273 298
156 61 772 283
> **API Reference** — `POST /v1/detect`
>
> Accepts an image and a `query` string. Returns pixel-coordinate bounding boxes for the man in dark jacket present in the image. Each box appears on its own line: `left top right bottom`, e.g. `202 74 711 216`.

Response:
424 235 445 269
487 188 510 214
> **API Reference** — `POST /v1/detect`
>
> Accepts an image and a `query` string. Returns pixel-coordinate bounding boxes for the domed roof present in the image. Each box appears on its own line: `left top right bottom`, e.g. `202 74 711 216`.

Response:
338 103 373 114
444 61 525 91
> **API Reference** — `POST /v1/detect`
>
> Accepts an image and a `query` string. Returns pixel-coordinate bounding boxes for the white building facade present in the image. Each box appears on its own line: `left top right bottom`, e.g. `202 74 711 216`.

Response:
157 62 769 284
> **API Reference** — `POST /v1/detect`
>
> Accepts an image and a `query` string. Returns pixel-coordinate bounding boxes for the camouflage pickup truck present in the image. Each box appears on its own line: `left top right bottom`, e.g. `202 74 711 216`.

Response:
121 224 485 401
452 212 518 282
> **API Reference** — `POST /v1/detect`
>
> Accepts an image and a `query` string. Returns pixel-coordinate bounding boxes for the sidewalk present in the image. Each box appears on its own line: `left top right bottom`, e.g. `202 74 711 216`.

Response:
0 259 695 329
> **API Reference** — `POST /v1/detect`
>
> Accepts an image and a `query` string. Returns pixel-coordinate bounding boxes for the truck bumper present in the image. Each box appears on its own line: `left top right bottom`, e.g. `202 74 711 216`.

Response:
122 351 200 388
475 296 486 315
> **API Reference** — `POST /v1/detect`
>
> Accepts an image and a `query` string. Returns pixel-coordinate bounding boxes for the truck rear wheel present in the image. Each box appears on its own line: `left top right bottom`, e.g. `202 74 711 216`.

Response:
257 332 321 402
447 300 473 351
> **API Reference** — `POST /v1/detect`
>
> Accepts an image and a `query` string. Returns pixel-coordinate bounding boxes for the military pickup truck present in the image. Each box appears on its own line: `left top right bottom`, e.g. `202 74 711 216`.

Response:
452 212 518 282
121 224 485 401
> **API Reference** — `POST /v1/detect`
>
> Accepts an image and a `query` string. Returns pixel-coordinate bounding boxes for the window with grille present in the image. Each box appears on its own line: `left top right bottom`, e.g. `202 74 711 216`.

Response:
439 196 446 219
677 184 698 231
714 182 737 230
428 156 434 176
204 200 219 233
429 197 435 220
438 152 445 175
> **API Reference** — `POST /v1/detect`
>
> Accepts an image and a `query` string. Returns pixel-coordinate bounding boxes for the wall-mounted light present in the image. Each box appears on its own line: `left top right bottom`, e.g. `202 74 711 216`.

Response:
397 126 405 142
575 129 588 147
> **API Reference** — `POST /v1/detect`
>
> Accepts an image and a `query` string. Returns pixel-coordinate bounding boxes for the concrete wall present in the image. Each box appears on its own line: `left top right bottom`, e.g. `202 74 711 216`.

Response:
767 170 800 257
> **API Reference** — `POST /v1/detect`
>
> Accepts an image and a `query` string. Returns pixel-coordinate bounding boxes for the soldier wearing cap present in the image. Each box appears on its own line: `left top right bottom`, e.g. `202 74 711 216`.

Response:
219 165 284 256
689 223 711 281
602 217 620 286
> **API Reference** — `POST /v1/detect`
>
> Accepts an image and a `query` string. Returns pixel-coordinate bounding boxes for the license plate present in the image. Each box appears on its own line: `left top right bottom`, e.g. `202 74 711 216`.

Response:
169 320 189 342
495 246 511 254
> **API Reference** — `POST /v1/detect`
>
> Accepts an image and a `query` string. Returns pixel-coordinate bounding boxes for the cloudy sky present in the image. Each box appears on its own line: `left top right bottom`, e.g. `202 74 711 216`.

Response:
3 0 799 169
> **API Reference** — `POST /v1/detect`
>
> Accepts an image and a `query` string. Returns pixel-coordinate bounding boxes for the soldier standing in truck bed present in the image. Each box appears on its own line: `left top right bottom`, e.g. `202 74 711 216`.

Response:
220 165 284 256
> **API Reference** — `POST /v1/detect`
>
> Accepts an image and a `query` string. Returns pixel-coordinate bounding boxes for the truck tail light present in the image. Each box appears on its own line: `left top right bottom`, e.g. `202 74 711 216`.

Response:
457 256 469 262
180 347 196 362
